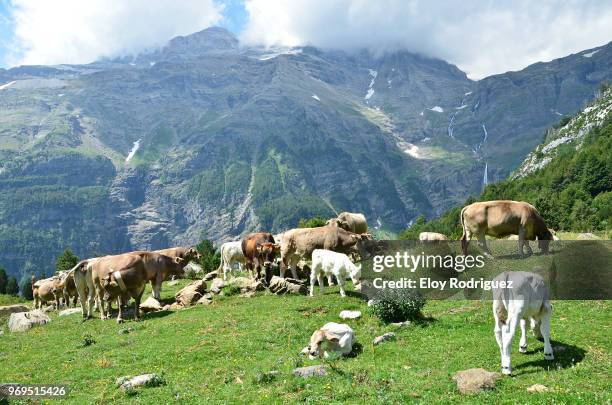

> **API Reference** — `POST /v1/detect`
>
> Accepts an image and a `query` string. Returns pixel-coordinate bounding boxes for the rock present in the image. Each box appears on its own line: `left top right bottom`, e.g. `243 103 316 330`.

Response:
339 310 362 320
293 365 328 378
577 232 599 240
228 276 265 293
42 305 55 313
453 368 500 394
139 297 162 312
183 262 204 277
268 276 308 295
210 278 228 294
203 271 218 281
507 235 519 240
8 310 51 332
391 321 412 328
527 384 549 393
116 373 165 390
373 332 396 345
240 291 256 298
59 308 82 317
162 304 172 311
197 293 213 305
175 280 207 306
0 304 29 317
169 302 184 310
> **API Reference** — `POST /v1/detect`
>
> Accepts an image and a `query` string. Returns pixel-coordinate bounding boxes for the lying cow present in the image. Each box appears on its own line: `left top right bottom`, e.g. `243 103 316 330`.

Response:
101 253 185 323
326 212 368 234
218 241 246 280
460 200 553 256
280 226 371 279
310 249 361 297
419 232 448 241
54 270 79 307
32 275 61 309
492 271 554 375
242 233 279 284
301 322 355 359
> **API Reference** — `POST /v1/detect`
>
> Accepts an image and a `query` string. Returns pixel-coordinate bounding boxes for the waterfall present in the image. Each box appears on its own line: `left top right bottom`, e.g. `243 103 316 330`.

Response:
482 162 489 189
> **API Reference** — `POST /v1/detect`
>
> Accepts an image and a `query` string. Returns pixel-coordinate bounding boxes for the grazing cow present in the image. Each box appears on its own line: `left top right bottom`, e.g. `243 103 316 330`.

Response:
280 226 371 279
419 232 448 241
100 254 184 323
310 249 361 297
241 233 279 284
460 200 553 256
326 212 368 234
492 271 554 375
218 241 246 280
54 270 79 307
154 247 201 263
302 322 355 359
32 275 61 309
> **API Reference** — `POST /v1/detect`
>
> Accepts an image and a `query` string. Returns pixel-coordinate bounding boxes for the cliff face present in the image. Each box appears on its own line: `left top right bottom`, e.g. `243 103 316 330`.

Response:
0 27 610 278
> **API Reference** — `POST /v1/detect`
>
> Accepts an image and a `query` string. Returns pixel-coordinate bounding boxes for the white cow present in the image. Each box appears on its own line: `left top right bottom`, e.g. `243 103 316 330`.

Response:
310 249 361 297
218 241 246 280
301 322 355 359
492 271 554 375
419 232 448 241
72 258 100 319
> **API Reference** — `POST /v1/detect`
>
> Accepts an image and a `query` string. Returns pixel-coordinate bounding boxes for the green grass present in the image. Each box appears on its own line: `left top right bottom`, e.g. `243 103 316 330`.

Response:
0 278 609 404
0 294 27 306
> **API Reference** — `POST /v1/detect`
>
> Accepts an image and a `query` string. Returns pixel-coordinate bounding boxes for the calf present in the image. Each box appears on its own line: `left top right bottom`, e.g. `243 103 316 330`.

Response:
242 233 279 284
54 270 78 307
32 275 61 310
218 241 246 280
302 322 355 359
492 271 554 375
310 249 361 297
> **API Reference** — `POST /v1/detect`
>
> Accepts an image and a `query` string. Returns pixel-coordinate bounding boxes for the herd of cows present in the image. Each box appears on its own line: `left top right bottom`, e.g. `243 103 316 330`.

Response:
30 200 558 375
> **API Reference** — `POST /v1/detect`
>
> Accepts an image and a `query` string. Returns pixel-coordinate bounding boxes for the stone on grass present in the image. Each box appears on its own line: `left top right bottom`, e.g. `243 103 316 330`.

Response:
268 276 307 295
391 320 411 328
59 308 82 317
8 310 51 332
453 368 500 394
116 374 165 390
0 304 29 317
527 384 549 393
293 365 328 378
577 233 598 240
175 280 207 306
339 310 362 320
197 293 213 305
139 297 163 312
210 278 227 294
229 277 265 293
373 332 396 345
203 271 218 281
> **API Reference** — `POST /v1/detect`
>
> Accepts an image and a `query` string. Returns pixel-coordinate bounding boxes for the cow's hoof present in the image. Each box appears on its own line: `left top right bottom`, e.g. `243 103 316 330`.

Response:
544 352 554 360
519 345 527 353
501 366 512 375
116 318 124 324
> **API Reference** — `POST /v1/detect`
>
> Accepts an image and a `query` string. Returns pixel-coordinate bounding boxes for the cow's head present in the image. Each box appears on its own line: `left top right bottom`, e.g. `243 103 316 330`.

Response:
186 247 202 262
172 257 187 276
538 229 553 253
101 273 122 301
304 329 339 359
327 217 351 230
256 243 280 267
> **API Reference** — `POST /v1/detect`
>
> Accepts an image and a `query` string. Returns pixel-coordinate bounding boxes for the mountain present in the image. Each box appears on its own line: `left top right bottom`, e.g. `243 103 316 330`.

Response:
0 27 611 278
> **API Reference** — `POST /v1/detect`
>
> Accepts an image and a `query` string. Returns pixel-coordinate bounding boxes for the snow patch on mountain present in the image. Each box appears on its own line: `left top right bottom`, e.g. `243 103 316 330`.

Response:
312 94 320 101
0 81 16 90
126 139 142 163
583 49 600 58
365 69 377 100
428 106 444 113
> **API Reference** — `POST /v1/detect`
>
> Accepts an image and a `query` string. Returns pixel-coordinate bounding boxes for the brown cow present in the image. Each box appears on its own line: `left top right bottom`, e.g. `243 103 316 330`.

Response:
101 253 185 322
460 200 553 256
280 226 371 279
54 270 79 307
242 232 279 284
326 212 368 234
32 275 61 309
154 247 202 263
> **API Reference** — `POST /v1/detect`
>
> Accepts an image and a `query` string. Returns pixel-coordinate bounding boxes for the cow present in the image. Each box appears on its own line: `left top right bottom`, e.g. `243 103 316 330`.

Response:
419 232 448 241
32 275 61 310
310 249 361 297
301 322 355 359
280 226 371 279
52 270 79 307
460 200 553 256
241 233 279 284
154 247 201 263
72 258 102 319
326 212 368 234
100 253 184 323
217 241 246 280
492 271 554 375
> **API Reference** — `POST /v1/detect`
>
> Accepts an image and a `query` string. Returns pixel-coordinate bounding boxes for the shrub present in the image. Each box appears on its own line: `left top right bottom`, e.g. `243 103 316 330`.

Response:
369 289 426 323
221 284 242 297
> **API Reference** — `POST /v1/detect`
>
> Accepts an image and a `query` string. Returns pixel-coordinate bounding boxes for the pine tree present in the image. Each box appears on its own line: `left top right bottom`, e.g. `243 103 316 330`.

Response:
0 267 7 294
56 248 79 274
5 276 19 296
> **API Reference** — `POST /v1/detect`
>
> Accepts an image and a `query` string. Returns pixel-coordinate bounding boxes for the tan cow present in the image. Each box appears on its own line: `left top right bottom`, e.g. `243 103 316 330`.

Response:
326 212 368 234
100 253 185 322
280 226 371 279
53 270 79 307
419 232 448 241
32 275 61 309
154 247 202 263
460 200 553 256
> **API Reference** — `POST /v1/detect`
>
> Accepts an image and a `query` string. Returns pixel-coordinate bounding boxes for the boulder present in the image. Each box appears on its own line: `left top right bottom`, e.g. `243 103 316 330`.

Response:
197 293 213 305
527 384 549 393
183 262 204 276
175 280 207 306
0 304 29 317
293 365 328 378
577 233 599 240
139 297 163 312
373 332 396 345
8 310 51 332
210 278 228 294
268 276 308 295
59 308 82 317
203 271 218 281
453 368 500 394
116 374 165 390
229 277 265 292
339 310 362 320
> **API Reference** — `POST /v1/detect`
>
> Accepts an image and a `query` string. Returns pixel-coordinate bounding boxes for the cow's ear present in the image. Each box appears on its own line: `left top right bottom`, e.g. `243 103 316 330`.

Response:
175 257 184 264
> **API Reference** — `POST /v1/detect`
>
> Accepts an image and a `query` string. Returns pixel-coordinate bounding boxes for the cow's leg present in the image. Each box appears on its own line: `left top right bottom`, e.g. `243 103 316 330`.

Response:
519 318 528 353
290 256 299 280
337 278 346 298
97 287 108 320
134 286 145 321
116 296 125 323
309 268 318 297
460 230 471 255
223 260 230 281
540 305 554 360
279 255 287 279
317 272 325 296
477 232 493 257
501 311 520 375
327 274 335 286
152 273 162 300
493 301 503 351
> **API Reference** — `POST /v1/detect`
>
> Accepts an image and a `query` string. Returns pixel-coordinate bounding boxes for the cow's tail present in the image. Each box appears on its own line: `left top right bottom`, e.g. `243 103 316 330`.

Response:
31 274 37 292
459 206 469 255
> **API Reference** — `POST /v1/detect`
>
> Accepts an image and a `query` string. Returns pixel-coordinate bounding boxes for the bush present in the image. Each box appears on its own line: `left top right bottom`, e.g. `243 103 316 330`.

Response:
369 289 426 323
298 215 328 228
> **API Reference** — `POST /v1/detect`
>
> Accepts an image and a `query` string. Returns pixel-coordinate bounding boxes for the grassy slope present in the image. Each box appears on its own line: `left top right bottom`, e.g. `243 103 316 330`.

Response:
1 279 609 404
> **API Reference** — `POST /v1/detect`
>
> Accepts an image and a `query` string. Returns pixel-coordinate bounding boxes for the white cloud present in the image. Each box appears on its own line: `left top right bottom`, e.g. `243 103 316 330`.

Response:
241 0 612 79
7 0 223 67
